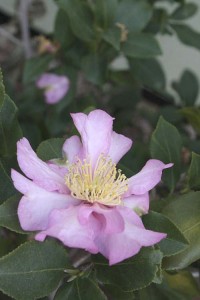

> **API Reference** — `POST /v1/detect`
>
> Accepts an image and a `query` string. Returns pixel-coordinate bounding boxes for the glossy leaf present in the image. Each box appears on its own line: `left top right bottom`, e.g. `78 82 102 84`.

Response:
163 192 200 270
172 24 200 51
181 107 200 134
58 0 94 42
103 26 121 50
188 152 200 190
143 211 188 257
54 9 74 49
0 194 24 234
54 277 106 300
81 54 106 85
0 69 5 106
150 117 182 192
23 55 52 84
172 70 199 106
122 33 161 58
0 240 69 300
0 95 22 157
129 58 165 90
102 284 135 300
93 248 163 291
115 0 152 32
0 157 18 204
170 3 198 20
93 0 118 29
37 138 65 161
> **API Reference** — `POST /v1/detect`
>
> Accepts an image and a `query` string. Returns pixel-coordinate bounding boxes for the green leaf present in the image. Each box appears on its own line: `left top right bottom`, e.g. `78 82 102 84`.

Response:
150 116 182 192
37 138 65 161
0 95 22 157
93 248 163 291
188 152 200 190
0 194 24 234
23 55 52 84
172 24 200 51
172 70 199 106
170 3 198 20
58 0 94 42
181 107 200 134
143 211 188 257
93 0 118 29
0 157 18 204
0 69 5 106
162 192 200 270
0 240 69 300
122 33 161 58
54 9 74 49
103 26 121 50
129 58 165 90
81 54 106 85
115 0 152 32
165 271 200 299
102 284 135 300
54 277 106 300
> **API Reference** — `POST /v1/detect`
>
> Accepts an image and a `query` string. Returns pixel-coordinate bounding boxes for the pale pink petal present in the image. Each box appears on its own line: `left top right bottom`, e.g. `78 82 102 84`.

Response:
108 131 133 163
36 74 70 104
36 73 60 87
35 206 99 254
71 110 114 164
78 203 124 235
47 162 68 178
62 135 83 163
126 160 173 196
17 138 68 193
11 170 79 231
95 206 166 265
123 193 149 214
44 77 69 104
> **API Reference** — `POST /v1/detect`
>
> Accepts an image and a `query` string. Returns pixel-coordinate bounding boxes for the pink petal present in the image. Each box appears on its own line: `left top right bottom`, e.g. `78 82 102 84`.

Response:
123 193 149 214
36 73 60 87
71 110 114 165
95 206 166 265
108 131 133 163
78 204 124 235
17 138 68 193
11 170 78 231
126 159 173 196
62 135 83 163
35 206 99 254
36 73 70 104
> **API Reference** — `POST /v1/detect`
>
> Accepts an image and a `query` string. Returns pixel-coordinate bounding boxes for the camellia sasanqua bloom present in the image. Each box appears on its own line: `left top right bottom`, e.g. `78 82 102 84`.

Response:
36 73 70 104
11 110 173 265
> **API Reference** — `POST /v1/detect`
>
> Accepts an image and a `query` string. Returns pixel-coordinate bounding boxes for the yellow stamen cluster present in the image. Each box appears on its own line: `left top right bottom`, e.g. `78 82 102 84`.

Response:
65 154 128 206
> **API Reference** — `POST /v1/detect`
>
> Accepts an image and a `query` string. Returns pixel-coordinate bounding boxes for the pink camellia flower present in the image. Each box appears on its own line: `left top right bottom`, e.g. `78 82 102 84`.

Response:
11 110 172 265
36 73 70 104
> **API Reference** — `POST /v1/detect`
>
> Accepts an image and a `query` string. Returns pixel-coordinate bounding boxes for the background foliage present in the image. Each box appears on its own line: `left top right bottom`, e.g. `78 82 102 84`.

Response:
1 0 200 299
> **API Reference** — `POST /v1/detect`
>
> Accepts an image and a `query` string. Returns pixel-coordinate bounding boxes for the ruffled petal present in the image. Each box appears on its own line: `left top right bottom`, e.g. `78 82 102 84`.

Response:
71 110 114 165
11 170 78 231
95 206 166 265
108 131 132 163
35 206 99 254
78 204 124 235
123 193 149 214
17 137 68 193
126 159 173 196
62 135 83 163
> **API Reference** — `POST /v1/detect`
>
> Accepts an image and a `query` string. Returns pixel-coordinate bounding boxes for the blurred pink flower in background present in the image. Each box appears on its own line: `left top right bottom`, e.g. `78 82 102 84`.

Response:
12 110 173 265
36 73 70 104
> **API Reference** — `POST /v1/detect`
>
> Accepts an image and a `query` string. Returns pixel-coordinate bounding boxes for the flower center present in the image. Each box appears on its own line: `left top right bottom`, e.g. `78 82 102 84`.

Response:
65 154 128 206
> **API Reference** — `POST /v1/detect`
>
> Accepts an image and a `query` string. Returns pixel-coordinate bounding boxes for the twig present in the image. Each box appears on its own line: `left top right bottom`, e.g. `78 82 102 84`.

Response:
18 0 33 58
0 27 22 47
